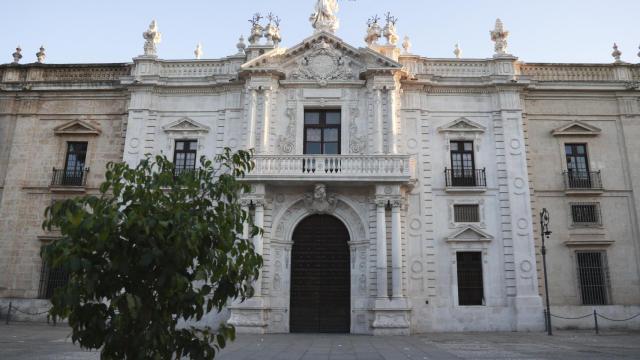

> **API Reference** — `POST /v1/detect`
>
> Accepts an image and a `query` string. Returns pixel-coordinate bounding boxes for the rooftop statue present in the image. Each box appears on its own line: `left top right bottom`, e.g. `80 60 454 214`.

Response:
310 0 339 33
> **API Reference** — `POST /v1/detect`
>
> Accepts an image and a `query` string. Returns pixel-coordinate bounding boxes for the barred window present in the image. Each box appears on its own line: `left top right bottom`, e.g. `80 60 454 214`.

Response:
456 252 484 306
454 204 480 223
576 251 610 305
571 203 601 225
38 260 68 299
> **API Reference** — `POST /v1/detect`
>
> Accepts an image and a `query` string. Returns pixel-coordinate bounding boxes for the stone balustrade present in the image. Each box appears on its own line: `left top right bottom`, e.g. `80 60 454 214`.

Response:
246 154 415 183
158 60 243 78
0 64 130 83
519 64 618 82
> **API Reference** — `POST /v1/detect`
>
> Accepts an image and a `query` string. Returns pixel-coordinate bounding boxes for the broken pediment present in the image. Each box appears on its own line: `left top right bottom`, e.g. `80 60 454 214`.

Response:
240 31 402 83
162 117 210 134
438 117 486 134
53 120 101 136
445 225 493 243
551 121 601 137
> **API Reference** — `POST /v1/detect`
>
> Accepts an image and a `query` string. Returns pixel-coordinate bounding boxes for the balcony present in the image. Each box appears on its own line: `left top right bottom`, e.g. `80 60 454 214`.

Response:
50 168 89 192
444 168 487 192
562 170 603 195
245 155 415 184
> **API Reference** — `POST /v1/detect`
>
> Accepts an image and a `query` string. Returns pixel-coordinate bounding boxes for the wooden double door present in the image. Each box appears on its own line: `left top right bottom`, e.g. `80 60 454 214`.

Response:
290 215 350 333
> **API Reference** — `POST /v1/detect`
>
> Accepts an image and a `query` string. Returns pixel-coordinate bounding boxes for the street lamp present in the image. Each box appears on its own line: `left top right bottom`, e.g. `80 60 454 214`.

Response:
540 208 552 335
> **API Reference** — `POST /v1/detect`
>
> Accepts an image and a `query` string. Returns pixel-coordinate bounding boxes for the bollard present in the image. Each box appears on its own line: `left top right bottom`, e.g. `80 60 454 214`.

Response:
5 301 11 324
594 309 599 335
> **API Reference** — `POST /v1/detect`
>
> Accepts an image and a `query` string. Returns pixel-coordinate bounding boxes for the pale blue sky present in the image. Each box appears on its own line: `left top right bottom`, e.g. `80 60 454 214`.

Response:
1 0 639 64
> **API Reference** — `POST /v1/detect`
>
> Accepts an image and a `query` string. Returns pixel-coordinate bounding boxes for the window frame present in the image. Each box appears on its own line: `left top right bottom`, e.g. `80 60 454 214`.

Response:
173 139 198 174
303 109 341 155
455 251 485 306
569 202 602 227
575 251 611 305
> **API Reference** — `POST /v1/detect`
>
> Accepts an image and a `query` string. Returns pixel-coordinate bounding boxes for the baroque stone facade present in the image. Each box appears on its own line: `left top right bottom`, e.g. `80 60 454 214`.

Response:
1 2 639 332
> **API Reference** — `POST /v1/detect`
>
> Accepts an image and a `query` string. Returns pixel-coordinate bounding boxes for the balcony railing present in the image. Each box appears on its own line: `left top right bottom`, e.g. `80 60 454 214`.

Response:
173 167 197 177
50 168 89 187
444 168 486 188
563 170 603 191
246 155 414 182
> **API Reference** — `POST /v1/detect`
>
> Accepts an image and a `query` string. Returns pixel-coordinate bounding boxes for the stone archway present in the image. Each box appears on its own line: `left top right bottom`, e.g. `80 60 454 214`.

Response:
290 214 350 333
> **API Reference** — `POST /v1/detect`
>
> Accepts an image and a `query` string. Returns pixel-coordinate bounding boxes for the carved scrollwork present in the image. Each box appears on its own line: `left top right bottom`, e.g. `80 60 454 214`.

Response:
349 107 367 154
278 107 296 154
290 40 355 82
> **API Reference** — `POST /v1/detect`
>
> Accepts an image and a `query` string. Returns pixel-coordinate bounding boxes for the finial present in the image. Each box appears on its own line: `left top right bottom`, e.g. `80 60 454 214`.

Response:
236 35 246 55
265 12 282 47
36 46 46 63
454 43 462 59
383 12 399 46
194 43 203 59
611 43 622 63
248 13 264 45
12 46 22 64
365 15 382 47
142 20 162 57
310 0 340 34
490 18 510 56
402 36 412 54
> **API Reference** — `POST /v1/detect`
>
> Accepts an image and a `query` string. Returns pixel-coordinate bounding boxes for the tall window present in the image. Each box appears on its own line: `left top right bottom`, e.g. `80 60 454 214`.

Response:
38 259 68 299
456 252 484 306
63 142 87 185
304 110 341 155
565 143 591 187
450 141 476 186
576 251 610 305
174 140 197 175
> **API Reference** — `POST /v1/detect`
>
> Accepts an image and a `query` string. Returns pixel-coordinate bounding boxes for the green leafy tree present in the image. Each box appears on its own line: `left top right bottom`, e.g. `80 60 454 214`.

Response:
42 148 262 359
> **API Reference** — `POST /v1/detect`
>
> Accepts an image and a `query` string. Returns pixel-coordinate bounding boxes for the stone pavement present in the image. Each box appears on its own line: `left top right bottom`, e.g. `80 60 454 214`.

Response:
1 323 640 359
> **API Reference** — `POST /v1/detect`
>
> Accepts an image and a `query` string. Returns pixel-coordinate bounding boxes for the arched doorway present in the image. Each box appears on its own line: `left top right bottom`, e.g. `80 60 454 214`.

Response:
290 214 350 333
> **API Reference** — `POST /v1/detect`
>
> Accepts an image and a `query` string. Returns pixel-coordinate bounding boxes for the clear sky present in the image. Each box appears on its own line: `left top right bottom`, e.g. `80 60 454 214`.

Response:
1 0 639 64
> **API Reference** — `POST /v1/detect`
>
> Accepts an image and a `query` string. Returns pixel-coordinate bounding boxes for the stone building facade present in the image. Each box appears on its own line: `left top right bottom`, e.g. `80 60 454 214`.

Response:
1 2 639 333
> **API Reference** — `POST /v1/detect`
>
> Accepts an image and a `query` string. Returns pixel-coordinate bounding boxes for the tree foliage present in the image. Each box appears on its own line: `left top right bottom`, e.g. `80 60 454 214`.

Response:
42 148 262 359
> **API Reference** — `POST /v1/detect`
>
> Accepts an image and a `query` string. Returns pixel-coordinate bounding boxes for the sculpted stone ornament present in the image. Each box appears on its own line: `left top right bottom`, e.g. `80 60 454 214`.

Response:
12 46 22 64
236 36 246 55
383 12 399 46
365 15 382 47
142 20 162 57
349 107 367 154
454 43 462 59
278 107 296 153
490 18 509 56
402 36 411 54
36 46 46 63
248 13 264 45
304 184 337 214
291 40 355 83
612 43 622 63
310 0 339 34
194 43 203 59
265 13 282 47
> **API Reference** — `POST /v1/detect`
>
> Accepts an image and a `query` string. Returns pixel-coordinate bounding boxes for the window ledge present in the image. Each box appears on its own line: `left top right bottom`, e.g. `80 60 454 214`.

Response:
565 189 604 196
445 187 487 193
49 185 86 193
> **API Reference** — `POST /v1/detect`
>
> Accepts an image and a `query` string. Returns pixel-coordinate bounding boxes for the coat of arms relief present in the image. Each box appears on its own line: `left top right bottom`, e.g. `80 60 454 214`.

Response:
290 40 357 84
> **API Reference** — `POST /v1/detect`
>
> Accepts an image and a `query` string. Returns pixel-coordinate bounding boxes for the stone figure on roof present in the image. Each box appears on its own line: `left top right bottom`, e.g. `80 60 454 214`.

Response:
310 0 340 33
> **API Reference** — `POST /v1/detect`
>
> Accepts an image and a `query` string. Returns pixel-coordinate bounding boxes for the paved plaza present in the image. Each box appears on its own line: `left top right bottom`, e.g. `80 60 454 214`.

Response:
1 323 640 359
